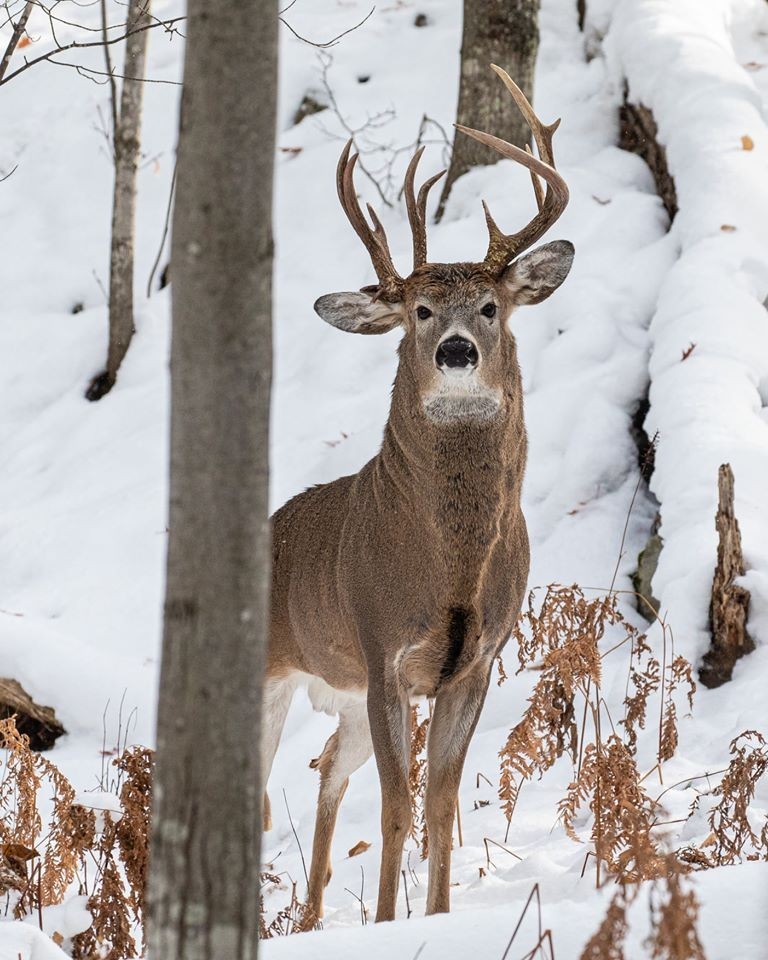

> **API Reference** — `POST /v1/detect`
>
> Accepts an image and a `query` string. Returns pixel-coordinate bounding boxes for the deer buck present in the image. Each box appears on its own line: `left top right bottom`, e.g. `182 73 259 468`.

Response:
264 65 573 922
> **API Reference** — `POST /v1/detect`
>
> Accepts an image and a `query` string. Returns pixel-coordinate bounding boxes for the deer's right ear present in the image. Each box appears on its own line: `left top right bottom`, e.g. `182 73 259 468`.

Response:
314 291 404 335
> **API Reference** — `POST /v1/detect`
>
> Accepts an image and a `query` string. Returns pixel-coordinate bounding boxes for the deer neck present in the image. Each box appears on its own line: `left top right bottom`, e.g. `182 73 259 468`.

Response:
375 355 526 598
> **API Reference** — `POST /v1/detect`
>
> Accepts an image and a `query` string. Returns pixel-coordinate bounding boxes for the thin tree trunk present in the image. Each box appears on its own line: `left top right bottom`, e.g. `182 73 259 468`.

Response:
436 0 540 221
146 0 277 957
87 0 151 400
0 0 34 83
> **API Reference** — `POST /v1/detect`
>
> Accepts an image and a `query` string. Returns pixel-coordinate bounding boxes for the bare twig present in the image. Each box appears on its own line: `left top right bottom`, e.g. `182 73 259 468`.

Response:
146 156 176 297
0 12 184 86
279 5 374 49
0 0 33 82
282 789 309 888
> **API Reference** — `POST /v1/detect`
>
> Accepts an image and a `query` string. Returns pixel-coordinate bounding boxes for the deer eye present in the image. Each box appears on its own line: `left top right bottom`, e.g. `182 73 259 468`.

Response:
481 302 497 319
416 305 432 320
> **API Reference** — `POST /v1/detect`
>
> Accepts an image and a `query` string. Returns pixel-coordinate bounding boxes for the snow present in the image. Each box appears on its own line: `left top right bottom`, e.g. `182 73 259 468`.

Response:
1 0 768 956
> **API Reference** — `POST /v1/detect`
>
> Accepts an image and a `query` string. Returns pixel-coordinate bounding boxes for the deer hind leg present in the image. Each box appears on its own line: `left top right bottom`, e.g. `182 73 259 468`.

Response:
261 676 296 831
424 663 491 915
307 700 372 919
368 676 412 922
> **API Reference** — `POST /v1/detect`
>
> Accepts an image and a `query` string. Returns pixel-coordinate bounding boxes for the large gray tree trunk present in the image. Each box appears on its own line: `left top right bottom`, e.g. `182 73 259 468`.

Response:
146 0 277 957
436 0 540 220
86 0 150 400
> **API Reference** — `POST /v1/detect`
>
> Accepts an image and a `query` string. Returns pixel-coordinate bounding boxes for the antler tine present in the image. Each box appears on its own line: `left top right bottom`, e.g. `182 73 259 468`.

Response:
455 65 569 274
524 144 545 211
335 139 403 299
404 147 446 268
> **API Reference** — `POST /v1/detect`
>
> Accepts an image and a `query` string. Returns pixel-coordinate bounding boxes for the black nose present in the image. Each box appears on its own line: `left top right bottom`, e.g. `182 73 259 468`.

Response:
435 335 479 369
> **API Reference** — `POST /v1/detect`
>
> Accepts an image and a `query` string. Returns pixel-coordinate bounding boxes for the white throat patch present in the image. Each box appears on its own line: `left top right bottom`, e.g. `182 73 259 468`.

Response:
422 370 502 424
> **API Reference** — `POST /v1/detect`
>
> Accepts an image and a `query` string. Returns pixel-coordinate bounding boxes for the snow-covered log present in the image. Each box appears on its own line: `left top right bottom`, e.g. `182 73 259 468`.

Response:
605 0 768 673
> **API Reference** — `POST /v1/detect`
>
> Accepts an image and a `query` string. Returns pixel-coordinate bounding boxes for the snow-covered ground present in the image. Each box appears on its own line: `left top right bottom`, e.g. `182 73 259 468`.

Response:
1 0 768 956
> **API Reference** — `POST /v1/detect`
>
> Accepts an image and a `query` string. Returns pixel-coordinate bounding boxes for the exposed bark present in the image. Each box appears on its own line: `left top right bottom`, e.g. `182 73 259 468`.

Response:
618 96 677 221
436 0 540 220
700 464 754 688
145 0 277 958
86 0 151 401
0 678 66 751
0 1 34 83
631 516 661 623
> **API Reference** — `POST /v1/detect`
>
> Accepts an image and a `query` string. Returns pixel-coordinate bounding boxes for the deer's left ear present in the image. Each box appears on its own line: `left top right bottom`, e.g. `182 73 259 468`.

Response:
501 240 575 305
314 290 405 335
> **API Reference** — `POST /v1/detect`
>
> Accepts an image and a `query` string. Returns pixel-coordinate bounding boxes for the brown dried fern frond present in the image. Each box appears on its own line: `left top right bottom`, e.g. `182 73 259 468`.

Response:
579 887 631 960
115 746 153 928
704 730 768 866
646 867 706 960
500 587 635 823
408 704 430 859
263 881 318 937
559 735 664 882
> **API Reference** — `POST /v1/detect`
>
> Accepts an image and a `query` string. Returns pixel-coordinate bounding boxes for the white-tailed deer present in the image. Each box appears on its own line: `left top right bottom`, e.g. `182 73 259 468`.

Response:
264 66 573 921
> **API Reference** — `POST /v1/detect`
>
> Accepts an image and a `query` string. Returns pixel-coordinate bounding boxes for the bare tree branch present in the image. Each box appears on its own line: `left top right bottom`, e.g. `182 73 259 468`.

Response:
0 11 183 86
0 0 34 82
279 5 374 49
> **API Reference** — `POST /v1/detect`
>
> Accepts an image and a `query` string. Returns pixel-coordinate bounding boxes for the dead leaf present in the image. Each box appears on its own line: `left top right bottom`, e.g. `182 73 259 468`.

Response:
743 62 765 72
348 840 371 858
1 843 38 862
701 832 717 848
741 135 754 151
17 34 33 49
681 342 696 361
720 224 737 232
52 933 64 946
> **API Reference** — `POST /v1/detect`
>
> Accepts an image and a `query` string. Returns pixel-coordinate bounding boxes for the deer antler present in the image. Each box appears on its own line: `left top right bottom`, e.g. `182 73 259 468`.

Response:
403 147 445 269
336 140 404 301
455 64 569 275
336 140 447 294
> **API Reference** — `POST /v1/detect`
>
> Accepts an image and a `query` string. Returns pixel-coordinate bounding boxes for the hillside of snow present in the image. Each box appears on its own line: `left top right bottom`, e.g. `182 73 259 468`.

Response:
1 0 768 957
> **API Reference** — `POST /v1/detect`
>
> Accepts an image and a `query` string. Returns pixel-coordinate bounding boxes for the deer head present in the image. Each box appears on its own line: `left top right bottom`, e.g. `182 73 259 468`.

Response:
314 65 574 424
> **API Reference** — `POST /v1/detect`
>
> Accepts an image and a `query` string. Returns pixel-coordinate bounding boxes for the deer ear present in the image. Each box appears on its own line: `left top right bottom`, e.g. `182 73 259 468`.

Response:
501 240 575 305
314 290 405 335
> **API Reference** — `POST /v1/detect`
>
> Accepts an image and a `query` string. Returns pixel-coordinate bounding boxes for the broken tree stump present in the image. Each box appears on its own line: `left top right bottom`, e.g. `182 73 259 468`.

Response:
699 464 754 688
0 678 66 750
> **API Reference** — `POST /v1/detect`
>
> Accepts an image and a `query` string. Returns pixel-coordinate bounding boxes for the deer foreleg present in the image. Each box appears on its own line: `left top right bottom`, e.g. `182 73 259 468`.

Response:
424 663 491 915
307 701 372 918
368 673 411 922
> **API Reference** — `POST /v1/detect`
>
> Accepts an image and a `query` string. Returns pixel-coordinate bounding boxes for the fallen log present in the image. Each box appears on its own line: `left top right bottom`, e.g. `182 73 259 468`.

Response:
0 678 66 750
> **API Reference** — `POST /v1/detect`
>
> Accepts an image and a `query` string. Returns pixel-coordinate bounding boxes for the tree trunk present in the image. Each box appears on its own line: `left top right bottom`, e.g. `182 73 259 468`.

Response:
86 0 151 401
436 0 540 221
145 0 277 957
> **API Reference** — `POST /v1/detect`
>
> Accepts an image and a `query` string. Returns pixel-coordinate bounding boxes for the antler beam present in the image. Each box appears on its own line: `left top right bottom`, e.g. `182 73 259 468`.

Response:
455 64 569 274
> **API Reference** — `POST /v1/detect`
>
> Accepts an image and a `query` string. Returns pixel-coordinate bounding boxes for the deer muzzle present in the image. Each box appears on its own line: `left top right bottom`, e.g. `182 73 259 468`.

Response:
435 334 479 370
